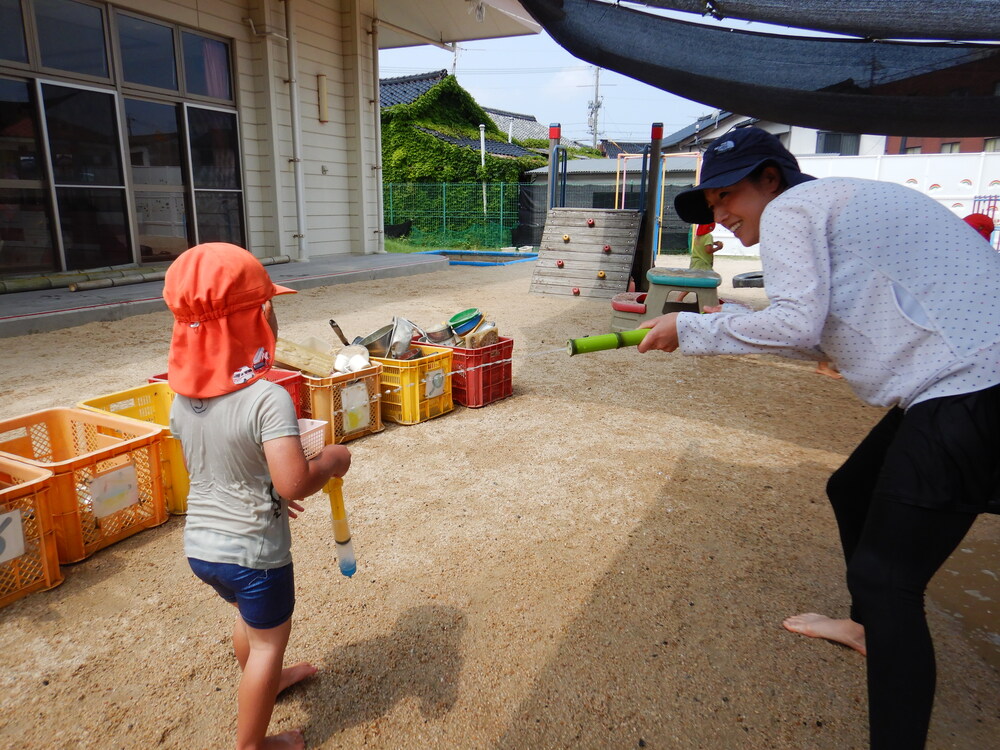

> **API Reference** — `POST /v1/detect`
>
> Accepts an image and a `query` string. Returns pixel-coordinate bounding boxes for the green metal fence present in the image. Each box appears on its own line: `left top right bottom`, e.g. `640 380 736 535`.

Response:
384 182 521 248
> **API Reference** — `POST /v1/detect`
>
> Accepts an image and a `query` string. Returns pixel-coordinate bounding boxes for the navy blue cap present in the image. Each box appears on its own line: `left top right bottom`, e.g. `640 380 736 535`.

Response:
674 127 815 225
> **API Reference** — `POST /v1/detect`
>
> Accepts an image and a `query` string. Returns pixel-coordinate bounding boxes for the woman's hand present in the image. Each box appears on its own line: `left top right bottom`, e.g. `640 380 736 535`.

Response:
637 313 680 353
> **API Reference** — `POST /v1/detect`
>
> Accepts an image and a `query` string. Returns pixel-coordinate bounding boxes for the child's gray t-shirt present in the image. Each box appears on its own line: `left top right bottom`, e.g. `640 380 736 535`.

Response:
170 379 300 569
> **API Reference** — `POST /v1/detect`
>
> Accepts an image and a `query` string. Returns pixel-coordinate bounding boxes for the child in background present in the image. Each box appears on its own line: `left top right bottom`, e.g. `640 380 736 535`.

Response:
690 222 723 271
668 223 724 307
164 242 351 750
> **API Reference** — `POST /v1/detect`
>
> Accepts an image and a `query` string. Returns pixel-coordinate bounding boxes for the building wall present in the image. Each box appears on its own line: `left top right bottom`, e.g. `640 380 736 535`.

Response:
885 135 997 154
40 0 379 262
235 0 381 258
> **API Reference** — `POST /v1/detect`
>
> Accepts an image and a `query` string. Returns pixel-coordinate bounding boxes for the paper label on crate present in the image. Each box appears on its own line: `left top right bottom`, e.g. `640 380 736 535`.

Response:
341 382 370 434
90 463 140 518
0 510 25 565
425 368 446 399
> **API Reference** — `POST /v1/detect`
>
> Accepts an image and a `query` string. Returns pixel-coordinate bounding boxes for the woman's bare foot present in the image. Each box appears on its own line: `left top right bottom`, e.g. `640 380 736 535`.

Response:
261 728 305 749
782 613 866 655
278 662 317 694
814 361 843 379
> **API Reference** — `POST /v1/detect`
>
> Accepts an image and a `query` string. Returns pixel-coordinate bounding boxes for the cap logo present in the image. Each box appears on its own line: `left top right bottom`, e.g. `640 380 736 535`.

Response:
715 140 735 153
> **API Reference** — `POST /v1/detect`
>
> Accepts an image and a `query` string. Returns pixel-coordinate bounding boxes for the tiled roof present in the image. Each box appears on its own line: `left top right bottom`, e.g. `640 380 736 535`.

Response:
416 127 534 157
600 140 650 158
380 69 449 108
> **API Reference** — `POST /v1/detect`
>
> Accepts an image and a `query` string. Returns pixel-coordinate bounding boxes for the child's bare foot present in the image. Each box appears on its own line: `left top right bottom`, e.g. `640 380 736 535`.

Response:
261 728 305 749
782 613 866 655
278 662 317 694
814 361 843 379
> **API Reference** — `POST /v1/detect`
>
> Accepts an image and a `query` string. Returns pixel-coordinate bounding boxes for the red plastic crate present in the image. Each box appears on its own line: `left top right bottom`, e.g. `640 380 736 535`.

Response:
425 337 513 408
149 367 305 417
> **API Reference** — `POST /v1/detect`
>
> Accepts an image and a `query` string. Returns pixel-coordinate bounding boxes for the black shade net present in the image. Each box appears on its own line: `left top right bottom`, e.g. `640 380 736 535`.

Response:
518 0 1000 136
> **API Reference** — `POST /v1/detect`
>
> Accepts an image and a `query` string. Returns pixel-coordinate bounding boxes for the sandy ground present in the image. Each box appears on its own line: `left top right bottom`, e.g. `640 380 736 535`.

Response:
0 256 997 749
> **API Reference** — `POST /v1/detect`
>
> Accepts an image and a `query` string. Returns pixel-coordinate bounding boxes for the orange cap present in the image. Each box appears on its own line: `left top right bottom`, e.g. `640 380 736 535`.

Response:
696 223 716 236
162 243 295 398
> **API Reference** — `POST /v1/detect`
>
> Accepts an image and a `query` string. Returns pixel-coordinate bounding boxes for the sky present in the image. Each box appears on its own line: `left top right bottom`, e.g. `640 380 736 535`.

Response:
379 28 716 147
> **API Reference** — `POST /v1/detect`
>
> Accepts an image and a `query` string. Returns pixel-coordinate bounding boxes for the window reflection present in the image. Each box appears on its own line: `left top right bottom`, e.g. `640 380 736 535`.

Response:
118 14 177 91
0 0 28 64
0 188 55 273
195 191 244 246
43 84 123 186
34 0 108 78
57 187 130 269
0 79 41 182
188 107 240 189
135 191 190 262
125 99 183 185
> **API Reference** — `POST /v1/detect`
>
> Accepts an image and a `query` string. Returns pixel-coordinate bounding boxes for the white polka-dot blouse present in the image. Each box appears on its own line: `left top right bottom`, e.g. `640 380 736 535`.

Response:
676 177 1000 409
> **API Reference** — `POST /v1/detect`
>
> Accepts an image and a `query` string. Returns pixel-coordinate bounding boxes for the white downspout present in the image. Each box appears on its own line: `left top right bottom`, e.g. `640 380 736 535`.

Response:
284 0 307 259
372 15 385 252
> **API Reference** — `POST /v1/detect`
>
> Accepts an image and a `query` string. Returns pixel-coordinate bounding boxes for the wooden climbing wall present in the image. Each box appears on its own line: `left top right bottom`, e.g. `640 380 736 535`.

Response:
529 208 642 299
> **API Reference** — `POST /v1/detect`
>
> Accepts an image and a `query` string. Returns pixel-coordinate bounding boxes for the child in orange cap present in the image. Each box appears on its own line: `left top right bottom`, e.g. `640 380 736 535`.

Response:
164 242 351 750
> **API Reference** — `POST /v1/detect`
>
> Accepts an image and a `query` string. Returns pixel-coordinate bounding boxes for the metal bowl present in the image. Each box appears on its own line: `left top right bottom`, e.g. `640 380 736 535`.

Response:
424 322 452 343
356 323 394 357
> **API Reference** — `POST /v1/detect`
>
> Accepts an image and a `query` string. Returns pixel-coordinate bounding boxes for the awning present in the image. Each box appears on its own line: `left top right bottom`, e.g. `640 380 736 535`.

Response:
518 0 1000 136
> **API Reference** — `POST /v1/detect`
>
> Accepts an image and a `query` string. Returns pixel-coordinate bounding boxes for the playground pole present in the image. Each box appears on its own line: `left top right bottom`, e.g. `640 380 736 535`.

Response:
633 122 663 292
548 123 561 209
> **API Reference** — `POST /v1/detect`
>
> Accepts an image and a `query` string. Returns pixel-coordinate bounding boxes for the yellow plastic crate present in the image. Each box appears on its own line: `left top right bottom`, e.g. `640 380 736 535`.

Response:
78 383 189 515
371 346 454 425
301 363 384 443
0 458 62 608
0 408 166 564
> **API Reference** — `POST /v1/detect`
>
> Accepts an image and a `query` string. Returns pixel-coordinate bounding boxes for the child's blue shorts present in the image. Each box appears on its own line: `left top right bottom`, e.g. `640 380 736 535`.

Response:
188 558 295 630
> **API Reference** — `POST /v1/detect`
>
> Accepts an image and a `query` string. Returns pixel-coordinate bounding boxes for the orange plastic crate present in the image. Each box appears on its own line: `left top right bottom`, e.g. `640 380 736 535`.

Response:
0 458 62 608
148 367 305 418
300 363 384 443
0 408 166 564
425 337 514 408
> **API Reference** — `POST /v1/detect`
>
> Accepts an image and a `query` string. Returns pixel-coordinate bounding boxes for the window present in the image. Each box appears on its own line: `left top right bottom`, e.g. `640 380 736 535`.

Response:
117 14 177 91
940 142 960 154
0 5 241 274
985 138 1000 152
816 131 860 156
188 106 244 245
0 0 28 64
905 146 922 154
0 77 55 273
182 32 232 99
125 99 190 261
42 82 129 269
34 0 109 78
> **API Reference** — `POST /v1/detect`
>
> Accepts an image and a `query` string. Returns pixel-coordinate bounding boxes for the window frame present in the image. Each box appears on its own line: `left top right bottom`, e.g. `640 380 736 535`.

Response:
0 1 246 273
31 0 113 85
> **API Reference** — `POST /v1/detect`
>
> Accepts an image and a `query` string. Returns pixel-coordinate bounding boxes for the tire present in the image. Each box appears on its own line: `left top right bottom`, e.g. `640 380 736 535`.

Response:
732 271 765 288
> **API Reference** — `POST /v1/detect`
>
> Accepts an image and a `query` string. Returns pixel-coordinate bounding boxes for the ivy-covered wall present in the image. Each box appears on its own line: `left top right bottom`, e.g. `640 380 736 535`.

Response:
381 75 547 183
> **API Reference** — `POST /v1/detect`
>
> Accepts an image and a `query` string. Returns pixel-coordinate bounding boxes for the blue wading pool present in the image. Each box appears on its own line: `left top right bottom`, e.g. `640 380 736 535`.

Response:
416 250 538 266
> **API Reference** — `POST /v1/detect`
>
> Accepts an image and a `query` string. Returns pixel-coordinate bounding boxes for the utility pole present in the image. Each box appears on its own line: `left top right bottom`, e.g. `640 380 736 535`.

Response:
587 66 603 149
